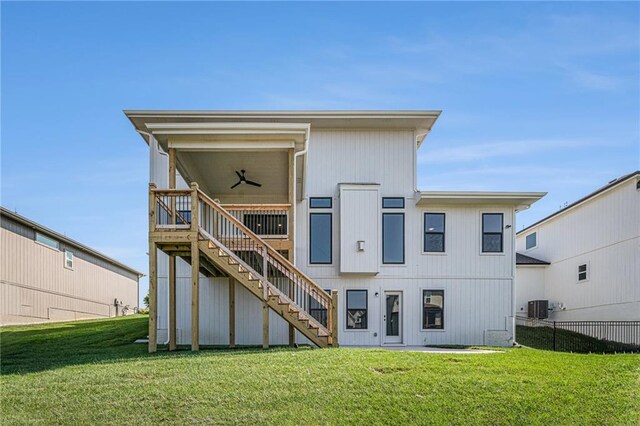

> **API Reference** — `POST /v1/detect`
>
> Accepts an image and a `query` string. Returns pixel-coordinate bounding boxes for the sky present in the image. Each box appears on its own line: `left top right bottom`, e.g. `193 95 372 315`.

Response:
2 2 639 306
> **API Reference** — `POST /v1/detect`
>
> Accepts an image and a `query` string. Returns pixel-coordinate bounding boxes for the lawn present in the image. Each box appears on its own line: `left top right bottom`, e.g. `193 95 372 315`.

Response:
1 316 639 425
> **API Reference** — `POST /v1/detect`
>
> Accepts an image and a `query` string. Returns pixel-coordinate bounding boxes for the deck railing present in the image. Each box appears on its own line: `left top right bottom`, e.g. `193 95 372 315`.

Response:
221 204 290 239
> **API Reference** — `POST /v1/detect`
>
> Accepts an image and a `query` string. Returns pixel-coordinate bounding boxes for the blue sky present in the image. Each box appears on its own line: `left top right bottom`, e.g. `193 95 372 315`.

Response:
2 2 638 305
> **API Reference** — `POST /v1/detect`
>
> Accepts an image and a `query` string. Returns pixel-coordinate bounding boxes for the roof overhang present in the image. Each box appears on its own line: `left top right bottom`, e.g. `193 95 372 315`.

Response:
417 191 546 211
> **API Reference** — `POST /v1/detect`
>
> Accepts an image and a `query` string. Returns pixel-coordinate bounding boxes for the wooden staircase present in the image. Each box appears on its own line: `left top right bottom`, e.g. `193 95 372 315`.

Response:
149 184 337 350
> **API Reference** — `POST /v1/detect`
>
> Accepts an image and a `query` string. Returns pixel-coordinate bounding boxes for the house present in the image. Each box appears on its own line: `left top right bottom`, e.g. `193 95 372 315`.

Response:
126 110 545 351
0 207 142 325
515 171 640 321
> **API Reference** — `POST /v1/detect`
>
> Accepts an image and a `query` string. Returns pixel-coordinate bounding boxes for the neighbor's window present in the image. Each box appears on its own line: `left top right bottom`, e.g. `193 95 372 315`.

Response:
35 232 59 250
578 264 588 281
482 213 504 253
525 232 537 250
64 250 74 269
382 213 405 264
424 213 445 253
423 290 444 329
346 290 368 329
382 197 405 209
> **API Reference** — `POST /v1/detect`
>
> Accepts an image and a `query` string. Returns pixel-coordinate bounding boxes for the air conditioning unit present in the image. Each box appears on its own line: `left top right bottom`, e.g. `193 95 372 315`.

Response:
528 300 549 319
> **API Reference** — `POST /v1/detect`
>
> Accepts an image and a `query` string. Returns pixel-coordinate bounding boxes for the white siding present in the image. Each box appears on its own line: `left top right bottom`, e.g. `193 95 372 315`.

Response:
514 266 546 315
516 177 640 321
339 184 380 274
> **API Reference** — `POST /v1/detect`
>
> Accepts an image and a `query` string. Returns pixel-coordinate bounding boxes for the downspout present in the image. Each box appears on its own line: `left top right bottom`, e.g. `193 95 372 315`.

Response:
292 124 311 265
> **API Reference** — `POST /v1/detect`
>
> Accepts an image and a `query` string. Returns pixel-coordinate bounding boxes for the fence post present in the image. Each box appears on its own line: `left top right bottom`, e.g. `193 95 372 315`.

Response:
553 321 557 351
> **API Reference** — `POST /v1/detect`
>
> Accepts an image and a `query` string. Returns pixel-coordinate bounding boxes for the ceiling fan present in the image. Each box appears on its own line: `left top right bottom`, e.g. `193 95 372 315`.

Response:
230 170 262 189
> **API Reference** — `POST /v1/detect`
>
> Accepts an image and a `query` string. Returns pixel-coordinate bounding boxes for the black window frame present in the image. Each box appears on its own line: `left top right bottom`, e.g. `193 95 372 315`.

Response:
424 213 446 253
382 212 405 264
525 232 537 250
309 289 331 327
309 212 332 264
482 213 504 253
578 263 588 281
309 197 332 209
422 289 444 330
382 197 405 209
346 289 368 330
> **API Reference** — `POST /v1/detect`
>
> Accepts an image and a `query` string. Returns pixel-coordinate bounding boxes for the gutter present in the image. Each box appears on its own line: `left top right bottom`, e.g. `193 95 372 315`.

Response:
292 124 311 265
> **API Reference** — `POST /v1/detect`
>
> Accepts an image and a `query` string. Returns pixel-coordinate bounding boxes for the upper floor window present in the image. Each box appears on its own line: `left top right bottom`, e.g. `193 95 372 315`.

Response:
382 213 405 264
35 232 59 250
382 197 405 209
578 263 588 281
525 232 537 250
309 198 332 264
346 290 368 329
64 250 74 269
424 213 445 253
482 213 503 253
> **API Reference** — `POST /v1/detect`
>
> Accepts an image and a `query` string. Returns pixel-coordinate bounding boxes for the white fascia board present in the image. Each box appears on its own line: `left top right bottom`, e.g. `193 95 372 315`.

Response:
168 140 296 150
417 191 546 207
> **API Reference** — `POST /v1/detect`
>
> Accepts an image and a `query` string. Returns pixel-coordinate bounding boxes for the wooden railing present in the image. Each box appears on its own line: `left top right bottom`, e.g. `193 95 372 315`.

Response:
221 204 290 239
150 184 336 344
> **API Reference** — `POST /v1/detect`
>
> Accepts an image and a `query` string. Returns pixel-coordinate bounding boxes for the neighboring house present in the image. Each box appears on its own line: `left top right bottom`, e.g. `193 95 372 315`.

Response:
1 207 142 325
127 110 545 351
516 171 640 321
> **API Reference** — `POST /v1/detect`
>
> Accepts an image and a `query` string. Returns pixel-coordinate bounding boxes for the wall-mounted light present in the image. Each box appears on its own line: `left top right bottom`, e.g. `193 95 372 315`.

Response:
357 240 365 251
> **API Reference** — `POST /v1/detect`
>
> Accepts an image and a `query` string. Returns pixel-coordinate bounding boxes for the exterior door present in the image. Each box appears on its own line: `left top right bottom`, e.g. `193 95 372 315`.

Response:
383 291 402 344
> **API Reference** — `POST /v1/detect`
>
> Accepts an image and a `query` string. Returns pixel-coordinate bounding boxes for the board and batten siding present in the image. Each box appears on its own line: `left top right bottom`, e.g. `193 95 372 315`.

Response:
1 229 139 325
515 176 640 320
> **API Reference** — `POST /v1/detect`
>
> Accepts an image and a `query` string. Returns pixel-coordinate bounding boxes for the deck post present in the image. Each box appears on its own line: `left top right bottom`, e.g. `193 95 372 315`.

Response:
331 290 339 347
287 148 296 347
148 183 157 353
262 301 269 349
169 148 177 224
229 277 235 348
190 182 200 351
168 255 177 351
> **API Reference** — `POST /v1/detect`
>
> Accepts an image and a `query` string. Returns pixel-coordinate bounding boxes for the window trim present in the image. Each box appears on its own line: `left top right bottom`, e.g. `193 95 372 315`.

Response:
481 213 504 254
525 232 538 251
382 212 405 264
309 212 332 265
309 197 332 209
577 263 589 282
64 250 74 270
346 289 368 331
423 212 446 254
421 289 445 331
382 197 405 209
35 232 60 251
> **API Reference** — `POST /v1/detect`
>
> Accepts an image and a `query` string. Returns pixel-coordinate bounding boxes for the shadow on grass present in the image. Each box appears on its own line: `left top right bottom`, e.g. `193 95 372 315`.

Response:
1 315 301 376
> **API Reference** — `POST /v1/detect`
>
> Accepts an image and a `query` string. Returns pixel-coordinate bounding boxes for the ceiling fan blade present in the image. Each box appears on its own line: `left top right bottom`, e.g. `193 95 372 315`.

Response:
230 181 241 189
235 170 242 179
245 180 262 187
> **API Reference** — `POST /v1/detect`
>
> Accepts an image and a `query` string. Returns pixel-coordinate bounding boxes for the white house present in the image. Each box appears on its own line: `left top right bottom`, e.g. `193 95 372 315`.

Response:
126 110 545 351
516 171 640 321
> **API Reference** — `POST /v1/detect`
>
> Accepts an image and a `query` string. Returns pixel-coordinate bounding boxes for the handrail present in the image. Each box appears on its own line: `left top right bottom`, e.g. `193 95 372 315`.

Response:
197 188 332 307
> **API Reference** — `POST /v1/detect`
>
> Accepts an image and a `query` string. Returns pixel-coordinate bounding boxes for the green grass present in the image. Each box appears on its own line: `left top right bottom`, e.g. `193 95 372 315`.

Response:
2 316 639 425
517 325 640 353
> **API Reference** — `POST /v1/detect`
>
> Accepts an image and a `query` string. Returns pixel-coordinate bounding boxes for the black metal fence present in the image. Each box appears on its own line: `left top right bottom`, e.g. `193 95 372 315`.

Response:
516 316 640 354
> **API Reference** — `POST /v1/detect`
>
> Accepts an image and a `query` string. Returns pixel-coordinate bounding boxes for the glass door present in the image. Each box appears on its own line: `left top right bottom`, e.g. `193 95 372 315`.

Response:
384 291 402 344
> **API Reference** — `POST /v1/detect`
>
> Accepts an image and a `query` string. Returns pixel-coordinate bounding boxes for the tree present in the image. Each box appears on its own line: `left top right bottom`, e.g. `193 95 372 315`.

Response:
143 293 150 308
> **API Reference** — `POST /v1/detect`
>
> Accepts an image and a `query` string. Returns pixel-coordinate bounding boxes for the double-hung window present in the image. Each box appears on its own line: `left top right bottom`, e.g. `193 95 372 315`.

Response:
424 213 445 253
423 290 444 329
346 290 368 329
308 289 331 327
309 197 332 264
482 213 504 253
64 250 74 269
382 198 405 264
578 264 588 281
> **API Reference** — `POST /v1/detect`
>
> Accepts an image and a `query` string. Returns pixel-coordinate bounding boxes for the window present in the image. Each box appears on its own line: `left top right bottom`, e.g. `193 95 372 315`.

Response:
309 197 332 209
64 250 74 269
309 289 331 327
35 232 59 250
482 213 504 253
525 232 537 250
382 197 405 209
423 290 444 329
424 213 445 252
346 290 368 329
383 213 405 264
310 213 332 264
578 264 588 281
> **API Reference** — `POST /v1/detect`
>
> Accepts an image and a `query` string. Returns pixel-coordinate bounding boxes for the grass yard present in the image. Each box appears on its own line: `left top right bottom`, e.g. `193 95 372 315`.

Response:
1 316 639 425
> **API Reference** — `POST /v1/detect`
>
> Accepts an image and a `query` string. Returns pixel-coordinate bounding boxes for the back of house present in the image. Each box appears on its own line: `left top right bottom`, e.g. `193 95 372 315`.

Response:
516 171 640 321
128 110 544 350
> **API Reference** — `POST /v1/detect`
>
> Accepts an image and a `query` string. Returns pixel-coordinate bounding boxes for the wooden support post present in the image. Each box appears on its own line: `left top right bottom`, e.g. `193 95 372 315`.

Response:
262 301 269 349
168 254 177 351
148 183 157 353
229 278 235 348
287 148 296 347
191 241 200 351
331 290 339 347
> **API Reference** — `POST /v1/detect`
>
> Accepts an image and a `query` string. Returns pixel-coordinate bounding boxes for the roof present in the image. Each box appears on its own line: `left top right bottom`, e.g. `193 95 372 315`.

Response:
517 170 640 235
516 253 550 265
417 191 546 211
0 207 144 278
124 110 441 146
